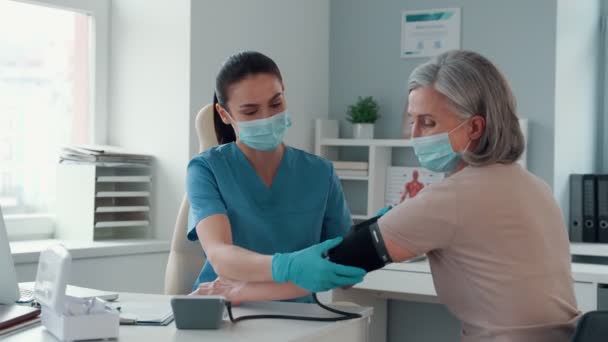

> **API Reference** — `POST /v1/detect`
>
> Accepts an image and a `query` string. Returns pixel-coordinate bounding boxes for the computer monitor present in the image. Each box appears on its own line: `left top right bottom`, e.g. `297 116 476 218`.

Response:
0 206 20 304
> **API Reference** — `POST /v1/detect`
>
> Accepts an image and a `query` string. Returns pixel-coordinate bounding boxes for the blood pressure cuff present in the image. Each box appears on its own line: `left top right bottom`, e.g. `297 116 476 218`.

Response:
327 215 392 272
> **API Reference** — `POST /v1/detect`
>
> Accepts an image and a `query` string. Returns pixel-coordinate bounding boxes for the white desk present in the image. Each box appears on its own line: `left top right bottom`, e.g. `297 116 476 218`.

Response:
11 239 171 294
4 293 373 342
334 259 608 342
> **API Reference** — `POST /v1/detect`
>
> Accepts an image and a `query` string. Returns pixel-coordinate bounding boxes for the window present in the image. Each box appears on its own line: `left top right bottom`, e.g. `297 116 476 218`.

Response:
0 0 108 240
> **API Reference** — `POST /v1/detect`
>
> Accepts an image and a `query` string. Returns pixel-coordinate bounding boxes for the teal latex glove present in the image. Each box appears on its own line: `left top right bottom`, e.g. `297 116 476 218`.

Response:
376 205 393 217
271 237 366 293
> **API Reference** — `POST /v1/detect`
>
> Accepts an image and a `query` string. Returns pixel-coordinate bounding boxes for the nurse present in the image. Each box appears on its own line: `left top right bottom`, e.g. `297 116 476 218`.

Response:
187 51 365 303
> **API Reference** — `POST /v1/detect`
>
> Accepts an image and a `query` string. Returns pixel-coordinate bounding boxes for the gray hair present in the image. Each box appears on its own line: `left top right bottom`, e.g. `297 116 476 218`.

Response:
408 50 524 166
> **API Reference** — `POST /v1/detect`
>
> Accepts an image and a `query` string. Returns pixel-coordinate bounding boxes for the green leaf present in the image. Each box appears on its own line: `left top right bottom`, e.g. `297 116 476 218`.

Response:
347 96 379 123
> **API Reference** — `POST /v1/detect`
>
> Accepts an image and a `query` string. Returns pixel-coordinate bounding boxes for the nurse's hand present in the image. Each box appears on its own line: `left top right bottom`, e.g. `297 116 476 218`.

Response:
271 237 366 293
376 205 393 216
190 277 245 305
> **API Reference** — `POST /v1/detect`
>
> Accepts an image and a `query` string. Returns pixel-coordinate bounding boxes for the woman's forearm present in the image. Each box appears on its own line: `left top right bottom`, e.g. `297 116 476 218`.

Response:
207 243 274 282
230 281 310 303
196 216 275 283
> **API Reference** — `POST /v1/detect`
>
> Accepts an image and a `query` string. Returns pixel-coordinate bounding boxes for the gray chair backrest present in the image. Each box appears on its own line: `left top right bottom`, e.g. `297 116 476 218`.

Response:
571 311 608 342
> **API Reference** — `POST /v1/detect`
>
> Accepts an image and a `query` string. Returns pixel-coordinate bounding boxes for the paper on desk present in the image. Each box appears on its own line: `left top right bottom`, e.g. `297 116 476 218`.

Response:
108 301 173 326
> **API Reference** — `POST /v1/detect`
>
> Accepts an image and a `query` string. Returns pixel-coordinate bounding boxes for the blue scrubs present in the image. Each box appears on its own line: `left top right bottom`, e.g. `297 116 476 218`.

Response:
186 143 352 303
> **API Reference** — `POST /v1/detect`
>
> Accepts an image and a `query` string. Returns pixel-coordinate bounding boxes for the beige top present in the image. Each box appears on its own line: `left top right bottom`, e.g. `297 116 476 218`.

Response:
379 163 580 342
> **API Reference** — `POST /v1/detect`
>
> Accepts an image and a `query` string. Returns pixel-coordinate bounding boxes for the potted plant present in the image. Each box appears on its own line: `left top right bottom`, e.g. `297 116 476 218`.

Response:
347 96 379 139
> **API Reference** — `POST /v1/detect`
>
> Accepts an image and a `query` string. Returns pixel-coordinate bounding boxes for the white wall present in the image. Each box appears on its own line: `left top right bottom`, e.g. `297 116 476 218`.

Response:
189 0 330 155
108 0 191 240
553 0 602 221
329 0 559 187
602 4 608 173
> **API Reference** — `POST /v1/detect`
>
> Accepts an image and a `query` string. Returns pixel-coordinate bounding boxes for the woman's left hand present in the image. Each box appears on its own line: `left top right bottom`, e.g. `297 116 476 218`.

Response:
190 277 246 305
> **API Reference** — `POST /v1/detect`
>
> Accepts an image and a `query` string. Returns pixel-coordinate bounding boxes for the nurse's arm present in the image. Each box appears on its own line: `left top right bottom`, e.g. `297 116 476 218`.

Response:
227 282 309 303
192 278 309 304
383 236 417 263
196 214 275 282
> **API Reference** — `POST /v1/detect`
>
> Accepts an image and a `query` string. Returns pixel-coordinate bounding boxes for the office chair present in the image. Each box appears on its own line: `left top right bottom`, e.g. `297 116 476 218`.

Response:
164 104 218 295
571 311 608 342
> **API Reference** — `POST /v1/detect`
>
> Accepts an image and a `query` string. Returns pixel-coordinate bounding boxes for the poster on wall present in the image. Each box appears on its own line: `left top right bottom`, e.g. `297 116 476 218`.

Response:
385 167 444 207
401 8 461 59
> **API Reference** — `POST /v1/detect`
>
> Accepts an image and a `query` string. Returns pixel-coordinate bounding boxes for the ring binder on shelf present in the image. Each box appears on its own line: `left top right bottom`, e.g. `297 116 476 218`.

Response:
597 175 608 243
570 174 584 242
582 175 597 243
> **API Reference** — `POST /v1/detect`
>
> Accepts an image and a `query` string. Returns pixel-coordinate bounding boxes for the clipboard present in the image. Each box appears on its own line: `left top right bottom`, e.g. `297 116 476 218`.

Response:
109 302 174 326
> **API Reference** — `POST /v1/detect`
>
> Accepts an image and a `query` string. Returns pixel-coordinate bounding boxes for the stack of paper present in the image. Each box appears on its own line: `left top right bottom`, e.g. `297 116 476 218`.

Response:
60 145 152 165
332 161 369 177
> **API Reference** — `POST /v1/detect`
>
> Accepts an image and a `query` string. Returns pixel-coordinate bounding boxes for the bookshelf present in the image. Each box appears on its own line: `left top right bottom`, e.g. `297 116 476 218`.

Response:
314 119 415 220
56 163 152 240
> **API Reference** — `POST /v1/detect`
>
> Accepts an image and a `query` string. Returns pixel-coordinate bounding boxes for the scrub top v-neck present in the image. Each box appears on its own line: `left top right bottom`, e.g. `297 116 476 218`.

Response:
186 143 352 302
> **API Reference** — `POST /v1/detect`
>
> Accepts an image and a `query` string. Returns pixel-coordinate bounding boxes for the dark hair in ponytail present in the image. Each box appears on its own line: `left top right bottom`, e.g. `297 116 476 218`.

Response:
213 93 235 144
213 51 283 144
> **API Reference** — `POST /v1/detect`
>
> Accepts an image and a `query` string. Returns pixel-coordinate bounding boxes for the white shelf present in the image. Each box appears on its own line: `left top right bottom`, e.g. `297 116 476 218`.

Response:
571 243 608 257
315 120 406 226
320 138 413 147
96 206 150 213
339 176 369 181
96 191 150 198
96 176 151 183
95 220 150 229
10 239 170 264
57 163 152 241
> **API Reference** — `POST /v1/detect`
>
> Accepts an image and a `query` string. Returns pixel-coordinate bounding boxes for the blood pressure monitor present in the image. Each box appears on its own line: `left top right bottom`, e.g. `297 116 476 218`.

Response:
327 215 392 272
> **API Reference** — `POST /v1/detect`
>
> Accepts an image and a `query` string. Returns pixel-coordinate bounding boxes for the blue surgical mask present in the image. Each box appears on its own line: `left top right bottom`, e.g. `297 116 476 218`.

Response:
412 120 469 173
235 111 292 151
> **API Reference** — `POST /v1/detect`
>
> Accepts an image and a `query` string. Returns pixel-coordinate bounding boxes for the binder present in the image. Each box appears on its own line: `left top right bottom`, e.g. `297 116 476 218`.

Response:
0 304 40 332
598 175 608 243
570 174 583 242
582 175 597 243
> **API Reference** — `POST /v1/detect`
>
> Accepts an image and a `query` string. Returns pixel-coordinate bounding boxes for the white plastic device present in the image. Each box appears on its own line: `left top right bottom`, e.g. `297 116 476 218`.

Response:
34 244 119 341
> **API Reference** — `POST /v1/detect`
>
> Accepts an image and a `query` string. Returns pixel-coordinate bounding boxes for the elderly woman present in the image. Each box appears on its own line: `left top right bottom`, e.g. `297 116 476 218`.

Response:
378 50 580 341
195 50 580 341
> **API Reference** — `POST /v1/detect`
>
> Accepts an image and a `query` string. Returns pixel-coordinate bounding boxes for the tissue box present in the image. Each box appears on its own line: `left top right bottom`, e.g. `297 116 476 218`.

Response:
41 308 119 341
